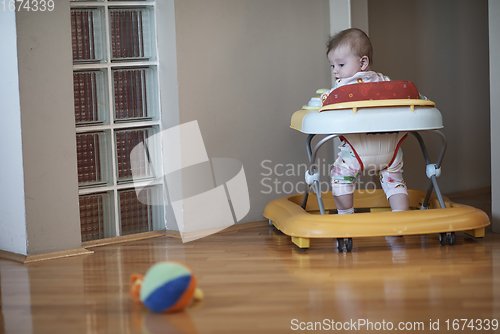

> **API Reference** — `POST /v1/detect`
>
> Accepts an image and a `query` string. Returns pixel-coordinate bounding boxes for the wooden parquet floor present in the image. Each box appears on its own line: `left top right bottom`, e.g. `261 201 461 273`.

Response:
1 192 499 333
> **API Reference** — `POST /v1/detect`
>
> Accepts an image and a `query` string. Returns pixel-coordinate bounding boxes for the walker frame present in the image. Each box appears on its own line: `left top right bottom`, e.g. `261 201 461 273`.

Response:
264 97 490 251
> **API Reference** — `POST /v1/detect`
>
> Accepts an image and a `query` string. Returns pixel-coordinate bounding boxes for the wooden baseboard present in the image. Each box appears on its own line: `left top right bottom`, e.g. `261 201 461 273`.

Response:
82 230 167 248
165 230 182 238
164 220 269 240
84 221 269 246
0 250 28 263
223 220 269 232
445 187 491 199
0 248 94 264
0 221 270 263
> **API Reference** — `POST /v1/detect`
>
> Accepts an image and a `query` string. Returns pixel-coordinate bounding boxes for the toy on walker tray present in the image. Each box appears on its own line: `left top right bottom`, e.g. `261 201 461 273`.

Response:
264 81 490 252
130 261 203 313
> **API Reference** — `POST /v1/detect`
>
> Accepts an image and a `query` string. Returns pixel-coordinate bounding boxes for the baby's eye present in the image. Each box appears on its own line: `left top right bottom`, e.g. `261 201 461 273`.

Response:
331 65 335 69
339 64 344 67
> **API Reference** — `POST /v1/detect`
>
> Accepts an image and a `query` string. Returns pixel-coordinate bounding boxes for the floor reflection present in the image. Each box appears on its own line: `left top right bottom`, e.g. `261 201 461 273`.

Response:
0 261 33 334
131 307 199 334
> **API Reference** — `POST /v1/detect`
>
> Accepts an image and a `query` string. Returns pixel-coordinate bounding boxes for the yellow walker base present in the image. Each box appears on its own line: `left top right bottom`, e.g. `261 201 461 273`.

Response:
264 189 489 250
274 91 490 251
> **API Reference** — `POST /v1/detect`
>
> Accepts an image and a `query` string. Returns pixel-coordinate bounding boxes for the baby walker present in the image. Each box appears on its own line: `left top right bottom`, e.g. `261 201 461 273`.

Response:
263 81 490 252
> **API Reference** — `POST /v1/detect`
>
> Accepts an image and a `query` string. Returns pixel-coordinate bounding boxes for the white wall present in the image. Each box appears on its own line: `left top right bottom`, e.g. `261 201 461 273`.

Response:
174 0 332 224
156 0 182 231
368 0 490 194
16 1 83 255
0 10 28 255
350 0 368 35
330 0 351 37
489 0 500 232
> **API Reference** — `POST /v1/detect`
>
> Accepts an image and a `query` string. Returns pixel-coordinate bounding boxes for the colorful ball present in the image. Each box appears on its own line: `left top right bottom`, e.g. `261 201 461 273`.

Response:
139 261 198 313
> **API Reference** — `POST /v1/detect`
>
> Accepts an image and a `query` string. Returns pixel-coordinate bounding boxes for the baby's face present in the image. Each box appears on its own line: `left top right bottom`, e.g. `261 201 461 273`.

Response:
328 44 365 80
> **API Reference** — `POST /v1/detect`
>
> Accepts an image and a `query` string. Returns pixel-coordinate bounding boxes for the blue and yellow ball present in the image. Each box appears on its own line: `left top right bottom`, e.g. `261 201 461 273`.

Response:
133 261 202 313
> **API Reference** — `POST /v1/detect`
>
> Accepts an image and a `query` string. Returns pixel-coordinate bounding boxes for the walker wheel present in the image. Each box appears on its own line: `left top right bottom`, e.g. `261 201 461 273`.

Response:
346 238 353 252
448 232 456 245
336 238 344 252
439 233 447 246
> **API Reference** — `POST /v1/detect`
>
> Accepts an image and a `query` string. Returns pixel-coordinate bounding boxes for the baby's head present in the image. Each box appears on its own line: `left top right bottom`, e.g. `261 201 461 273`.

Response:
326 28 373 80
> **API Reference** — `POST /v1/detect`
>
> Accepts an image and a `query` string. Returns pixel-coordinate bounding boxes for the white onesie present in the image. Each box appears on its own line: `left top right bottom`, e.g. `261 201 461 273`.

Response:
322 71 408 199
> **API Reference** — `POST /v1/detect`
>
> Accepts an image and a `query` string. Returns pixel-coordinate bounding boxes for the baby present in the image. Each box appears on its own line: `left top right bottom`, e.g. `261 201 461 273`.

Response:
321 28 409 214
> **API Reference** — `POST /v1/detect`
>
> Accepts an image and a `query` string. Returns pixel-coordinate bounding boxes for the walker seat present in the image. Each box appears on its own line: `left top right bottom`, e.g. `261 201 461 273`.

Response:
265 81 489 251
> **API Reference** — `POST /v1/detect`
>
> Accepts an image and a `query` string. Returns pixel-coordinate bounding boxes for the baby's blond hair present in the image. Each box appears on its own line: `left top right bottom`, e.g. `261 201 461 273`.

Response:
326 28 373 65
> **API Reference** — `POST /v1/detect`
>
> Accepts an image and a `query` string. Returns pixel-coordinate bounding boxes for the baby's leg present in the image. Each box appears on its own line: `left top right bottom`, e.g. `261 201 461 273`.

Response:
388 193 409 211
331 142 361 214
334 194 354 212
380 148 409 211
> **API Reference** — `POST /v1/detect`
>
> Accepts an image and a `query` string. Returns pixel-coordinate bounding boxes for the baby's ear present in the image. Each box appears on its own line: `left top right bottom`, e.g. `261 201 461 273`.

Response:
360 56 370 71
